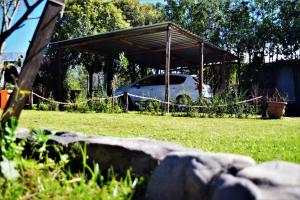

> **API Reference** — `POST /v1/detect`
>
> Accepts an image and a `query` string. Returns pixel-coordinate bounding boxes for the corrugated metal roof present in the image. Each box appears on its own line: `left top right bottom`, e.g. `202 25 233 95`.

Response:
51 22 236 68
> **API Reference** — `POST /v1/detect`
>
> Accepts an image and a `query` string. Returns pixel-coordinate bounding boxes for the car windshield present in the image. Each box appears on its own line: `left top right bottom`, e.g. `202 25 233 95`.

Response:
136 76 165 86
192 76 198 83
135 75 186 86
170 75 186 84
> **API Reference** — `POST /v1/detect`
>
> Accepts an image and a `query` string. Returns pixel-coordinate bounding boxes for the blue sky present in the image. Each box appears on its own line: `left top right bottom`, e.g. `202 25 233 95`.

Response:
4 0 164 54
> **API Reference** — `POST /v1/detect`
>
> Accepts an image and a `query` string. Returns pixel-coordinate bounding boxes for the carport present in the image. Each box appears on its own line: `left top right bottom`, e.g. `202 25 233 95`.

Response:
52 22 236 112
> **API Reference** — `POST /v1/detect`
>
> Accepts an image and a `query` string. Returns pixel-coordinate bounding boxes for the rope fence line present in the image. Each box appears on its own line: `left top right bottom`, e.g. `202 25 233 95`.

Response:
127 93 263 108
32 91 262 109
32 92 124 106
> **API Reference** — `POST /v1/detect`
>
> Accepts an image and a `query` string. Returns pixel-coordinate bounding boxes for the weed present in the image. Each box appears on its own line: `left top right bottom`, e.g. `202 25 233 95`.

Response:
0 118 24 160
0 119 143 199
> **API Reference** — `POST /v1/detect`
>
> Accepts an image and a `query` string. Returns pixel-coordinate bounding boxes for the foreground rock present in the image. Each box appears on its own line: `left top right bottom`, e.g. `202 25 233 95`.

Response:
17 129 300 200
145 151 256 200
17 129 187 176
237 161 300 200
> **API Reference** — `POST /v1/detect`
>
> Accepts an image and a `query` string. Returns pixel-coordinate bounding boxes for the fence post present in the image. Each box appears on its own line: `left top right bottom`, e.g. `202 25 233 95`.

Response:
124 92 129 113
29 91 33 109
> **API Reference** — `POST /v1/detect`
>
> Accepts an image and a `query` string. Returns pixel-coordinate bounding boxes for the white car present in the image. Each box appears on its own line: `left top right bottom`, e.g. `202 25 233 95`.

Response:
115 74 212 106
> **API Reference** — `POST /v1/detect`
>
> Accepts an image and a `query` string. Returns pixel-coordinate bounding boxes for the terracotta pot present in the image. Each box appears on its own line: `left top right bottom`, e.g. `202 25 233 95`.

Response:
0 90 12 110
267 101 287 119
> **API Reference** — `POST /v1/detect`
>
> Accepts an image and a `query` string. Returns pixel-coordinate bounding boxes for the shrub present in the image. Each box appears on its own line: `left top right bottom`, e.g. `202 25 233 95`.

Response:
199 88 261 118
36 101 59 111
37 102 49 111
137 100 162 115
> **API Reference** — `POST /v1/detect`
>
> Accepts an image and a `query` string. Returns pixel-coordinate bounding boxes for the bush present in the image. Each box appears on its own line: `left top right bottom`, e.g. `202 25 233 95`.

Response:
63 98 123 113
170 88 261 119
89 99 112 113
36 102 59 111
200 88 261 118
37 102 49 111
137 100 162 115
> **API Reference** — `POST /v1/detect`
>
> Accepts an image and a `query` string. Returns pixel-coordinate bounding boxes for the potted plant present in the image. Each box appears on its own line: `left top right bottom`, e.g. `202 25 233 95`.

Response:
267 89 288 119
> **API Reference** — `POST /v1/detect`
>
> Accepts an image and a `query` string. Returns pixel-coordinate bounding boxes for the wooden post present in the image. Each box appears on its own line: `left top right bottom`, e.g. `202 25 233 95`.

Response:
106 59 113 96
28 91 33 109
1 0 65 124
57 48 63 101
221 54 227 90
111 81 115 113
124 92 129 113
164 26 171 113
198 41 204 97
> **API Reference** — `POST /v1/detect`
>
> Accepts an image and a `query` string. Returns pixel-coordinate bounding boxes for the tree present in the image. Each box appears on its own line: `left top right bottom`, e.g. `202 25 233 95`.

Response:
48 0 131 98
112 0 163 26
0 0 44 53
277 0 300 60
45 0 164 98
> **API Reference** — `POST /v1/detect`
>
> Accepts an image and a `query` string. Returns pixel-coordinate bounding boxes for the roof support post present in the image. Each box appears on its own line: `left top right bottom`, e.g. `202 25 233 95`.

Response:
57 48 63 102
221 54 227 90
198 41 204 97
105 58 114 96
1 0 65 124
164 26 171 113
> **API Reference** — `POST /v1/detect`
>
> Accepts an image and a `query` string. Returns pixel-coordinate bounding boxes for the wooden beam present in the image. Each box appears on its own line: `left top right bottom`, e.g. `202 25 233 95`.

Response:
119 38 151 50
73 46 108 58
198 42 204 97
170 24 200 42
164 26 171 113
53 27 167 49
1 0 65 123
128 43 199 57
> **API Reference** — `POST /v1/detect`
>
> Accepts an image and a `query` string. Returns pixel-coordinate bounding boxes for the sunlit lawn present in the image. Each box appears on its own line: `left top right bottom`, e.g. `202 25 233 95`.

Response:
19 110 300 164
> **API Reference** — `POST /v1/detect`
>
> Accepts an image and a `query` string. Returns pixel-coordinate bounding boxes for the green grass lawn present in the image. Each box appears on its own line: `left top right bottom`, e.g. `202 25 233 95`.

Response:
18 110 300 164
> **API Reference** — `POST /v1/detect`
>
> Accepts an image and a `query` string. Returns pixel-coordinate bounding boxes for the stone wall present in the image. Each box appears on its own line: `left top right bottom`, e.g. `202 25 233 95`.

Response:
17 128 300 200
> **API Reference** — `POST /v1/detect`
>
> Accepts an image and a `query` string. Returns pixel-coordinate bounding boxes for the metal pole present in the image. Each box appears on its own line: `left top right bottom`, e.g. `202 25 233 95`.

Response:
198 41 204 97
164 26 171 113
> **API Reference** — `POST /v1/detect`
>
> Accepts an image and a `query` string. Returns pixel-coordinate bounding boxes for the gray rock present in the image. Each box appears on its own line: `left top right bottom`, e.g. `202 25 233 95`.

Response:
85 137 186 176
17 129 186 176
51 131 85 144
146 151 255 200
54 131 84 137
16 129 300 200
211 174 261 200
237 161 300 200
16 128 31 140
237 161 300 186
